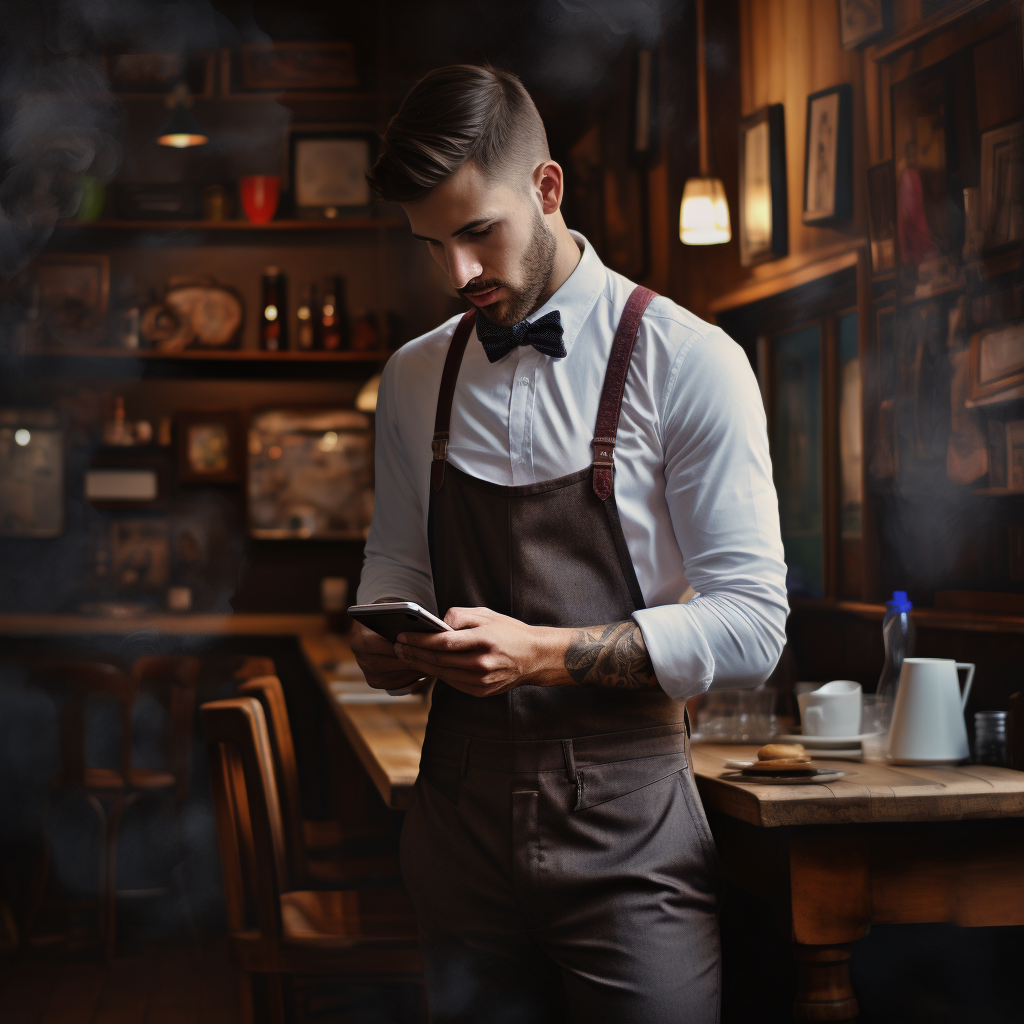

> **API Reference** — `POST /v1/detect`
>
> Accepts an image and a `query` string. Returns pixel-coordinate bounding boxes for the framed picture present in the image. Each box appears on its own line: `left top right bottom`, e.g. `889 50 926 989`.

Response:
0 409 64 537
176 411 242 484
248 409 373 539
866 161 897 275
868 305 897 482
980 119 1024 250
85 449 170 510
102 52 214 96
803 85 853 225
839 0 886 50
969 321 1024 403
33 254 109 348
111 519 170 591
738 104 788 267
241 42 357 91
289 129 373 219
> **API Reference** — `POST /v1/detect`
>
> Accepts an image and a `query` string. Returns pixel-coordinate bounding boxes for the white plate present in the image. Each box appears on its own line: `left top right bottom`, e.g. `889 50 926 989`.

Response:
776 732 877 748
723 769 846 786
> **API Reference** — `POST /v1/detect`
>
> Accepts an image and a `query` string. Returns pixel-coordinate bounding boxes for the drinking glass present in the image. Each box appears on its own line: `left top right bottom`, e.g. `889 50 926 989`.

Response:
860 694 893 761
693 688 776 743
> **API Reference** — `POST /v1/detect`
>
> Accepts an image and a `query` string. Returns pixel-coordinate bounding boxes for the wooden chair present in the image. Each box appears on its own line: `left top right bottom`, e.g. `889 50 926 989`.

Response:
202 697 422 1024
27 661 176 958
237 675 401 887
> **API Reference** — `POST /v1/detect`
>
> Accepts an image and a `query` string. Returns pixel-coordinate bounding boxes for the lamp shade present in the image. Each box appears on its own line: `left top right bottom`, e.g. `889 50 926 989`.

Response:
157 103 208 148
679 176 731 245
355 373 382 413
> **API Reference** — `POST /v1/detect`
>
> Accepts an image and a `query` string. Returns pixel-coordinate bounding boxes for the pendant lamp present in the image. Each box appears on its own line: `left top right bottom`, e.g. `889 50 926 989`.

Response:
679 0 731 245
157 82 208 149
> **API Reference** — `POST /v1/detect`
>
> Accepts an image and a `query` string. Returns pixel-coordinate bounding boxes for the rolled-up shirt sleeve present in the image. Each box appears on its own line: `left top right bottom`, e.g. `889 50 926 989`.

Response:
356 352 439 613
632 328 789 698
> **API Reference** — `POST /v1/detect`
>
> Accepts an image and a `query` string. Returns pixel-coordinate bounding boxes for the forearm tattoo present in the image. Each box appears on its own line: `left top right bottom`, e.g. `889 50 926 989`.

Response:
563 621 659 690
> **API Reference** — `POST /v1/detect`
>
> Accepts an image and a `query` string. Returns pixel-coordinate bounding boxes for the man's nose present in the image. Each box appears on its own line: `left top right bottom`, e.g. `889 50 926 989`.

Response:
447 247 483 291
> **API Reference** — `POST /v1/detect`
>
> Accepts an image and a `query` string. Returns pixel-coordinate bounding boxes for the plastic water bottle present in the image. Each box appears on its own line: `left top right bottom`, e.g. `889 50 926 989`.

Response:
876 590 915 702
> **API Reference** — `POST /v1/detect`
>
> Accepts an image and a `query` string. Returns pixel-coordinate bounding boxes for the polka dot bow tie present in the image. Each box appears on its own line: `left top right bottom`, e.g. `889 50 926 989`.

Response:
475 309 566 363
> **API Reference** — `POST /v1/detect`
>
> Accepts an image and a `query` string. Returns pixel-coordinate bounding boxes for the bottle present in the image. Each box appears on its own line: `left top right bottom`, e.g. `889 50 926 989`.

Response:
876 590 916 702
321 275 350 351
260 266 287 351
295 283 318 350
351 307 378 351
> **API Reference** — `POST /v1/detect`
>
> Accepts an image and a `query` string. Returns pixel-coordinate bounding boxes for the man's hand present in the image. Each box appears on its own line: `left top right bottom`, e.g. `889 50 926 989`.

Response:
349 619 430 692
394 606 561 698
393 607 661 697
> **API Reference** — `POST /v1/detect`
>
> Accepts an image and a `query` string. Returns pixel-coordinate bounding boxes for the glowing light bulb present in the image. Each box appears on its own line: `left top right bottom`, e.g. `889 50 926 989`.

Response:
264 304 278 321
14 429 31 446
679 177 731 245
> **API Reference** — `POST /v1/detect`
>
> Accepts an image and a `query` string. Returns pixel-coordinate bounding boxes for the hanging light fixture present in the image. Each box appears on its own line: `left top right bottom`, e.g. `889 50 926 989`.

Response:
680 0 731 245
157 82 208 149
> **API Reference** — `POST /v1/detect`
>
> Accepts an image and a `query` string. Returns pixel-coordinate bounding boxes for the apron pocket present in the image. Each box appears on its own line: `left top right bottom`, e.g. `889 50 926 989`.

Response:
575 750 689 811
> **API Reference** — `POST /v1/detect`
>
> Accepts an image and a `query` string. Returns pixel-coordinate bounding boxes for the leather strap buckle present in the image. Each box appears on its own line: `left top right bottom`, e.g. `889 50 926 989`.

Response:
591 437 615 467
431 435 449 461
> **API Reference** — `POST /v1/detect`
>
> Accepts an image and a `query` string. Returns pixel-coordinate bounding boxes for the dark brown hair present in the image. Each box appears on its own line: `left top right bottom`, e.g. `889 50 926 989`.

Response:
366 65 549 204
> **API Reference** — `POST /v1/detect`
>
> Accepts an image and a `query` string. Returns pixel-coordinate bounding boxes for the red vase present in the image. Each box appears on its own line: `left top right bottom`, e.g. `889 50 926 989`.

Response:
240 176 280 224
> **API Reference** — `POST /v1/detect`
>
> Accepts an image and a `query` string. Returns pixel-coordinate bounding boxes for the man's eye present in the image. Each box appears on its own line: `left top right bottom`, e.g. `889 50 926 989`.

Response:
467 226 492 238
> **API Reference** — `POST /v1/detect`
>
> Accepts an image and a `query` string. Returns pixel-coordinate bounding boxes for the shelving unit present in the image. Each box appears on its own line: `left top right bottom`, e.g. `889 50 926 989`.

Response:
55 218 405 232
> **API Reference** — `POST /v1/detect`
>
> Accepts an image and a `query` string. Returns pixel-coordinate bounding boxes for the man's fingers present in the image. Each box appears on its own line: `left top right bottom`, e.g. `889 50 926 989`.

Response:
443 606 494 630
395 626 490 652
394 643 496 671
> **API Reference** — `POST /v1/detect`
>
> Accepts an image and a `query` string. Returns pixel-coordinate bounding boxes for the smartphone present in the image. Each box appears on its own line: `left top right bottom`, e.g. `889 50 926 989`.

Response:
347 601 452 644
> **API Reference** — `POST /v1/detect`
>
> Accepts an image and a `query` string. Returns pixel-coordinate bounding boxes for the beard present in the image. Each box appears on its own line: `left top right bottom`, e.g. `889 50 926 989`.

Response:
462 207 557 328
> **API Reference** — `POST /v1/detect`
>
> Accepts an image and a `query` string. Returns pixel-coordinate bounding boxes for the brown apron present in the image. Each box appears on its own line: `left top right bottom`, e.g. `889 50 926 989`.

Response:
401 287 721 1024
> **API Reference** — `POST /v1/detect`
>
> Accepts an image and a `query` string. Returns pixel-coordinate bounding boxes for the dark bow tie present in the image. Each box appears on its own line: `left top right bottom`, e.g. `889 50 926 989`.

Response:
475 309 566 363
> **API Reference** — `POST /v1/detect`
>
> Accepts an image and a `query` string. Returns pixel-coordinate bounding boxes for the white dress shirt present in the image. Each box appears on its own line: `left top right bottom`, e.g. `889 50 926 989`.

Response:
358 232 789 699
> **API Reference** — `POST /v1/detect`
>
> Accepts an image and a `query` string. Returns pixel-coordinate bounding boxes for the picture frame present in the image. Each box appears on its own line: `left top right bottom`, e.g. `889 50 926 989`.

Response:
866 161 897 275
111 518 170 591
175 411 242 484
240 42 357 91
85 449 170 510
838 0 886 50
248 409 373 540
0 409 64 537
289 128 373 219
33 254 109 348
738 104 788 267
979 119 1024 250
803 85 853 225
101 52 214 96
969 321 1024 404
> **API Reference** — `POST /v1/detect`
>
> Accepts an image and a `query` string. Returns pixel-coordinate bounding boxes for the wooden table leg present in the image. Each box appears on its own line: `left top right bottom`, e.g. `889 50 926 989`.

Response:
793 943 858 1022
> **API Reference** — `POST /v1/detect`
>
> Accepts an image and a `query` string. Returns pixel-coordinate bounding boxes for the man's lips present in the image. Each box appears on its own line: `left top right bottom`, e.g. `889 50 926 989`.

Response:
464 286 503 307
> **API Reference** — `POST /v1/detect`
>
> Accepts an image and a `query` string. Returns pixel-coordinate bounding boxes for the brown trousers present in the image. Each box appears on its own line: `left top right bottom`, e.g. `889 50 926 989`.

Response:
400 732 721 1024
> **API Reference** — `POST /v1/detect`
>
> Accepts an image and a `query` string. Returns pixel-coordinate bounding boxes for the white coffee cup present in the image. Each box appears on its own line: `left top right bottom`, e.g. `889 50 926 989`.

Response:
887 658 974 764
797 680 862 737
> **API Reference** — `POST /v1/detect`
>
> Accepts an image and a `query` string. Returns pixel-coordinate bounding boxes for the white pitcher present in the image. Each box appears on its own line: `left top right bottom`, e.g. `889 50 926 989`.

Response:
887 658 975 764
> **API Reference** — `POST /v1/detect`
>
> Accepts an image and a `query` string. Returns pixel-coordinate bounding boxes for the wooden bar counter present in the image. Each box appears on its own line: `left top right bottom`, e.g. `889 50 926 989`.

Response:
300 639 1024 1023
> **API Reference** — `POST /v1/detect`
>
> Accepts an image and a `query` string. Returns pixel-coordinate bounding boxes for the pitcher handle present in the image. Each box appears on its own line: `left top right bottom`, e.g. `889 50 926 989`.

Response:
956 663 975 710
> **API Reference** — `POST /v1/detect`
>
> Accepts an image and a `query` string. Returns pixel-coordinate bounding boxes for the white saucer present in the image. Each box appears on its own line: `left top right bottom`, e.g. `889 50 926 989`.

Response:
776 732 877 748
723 769 846 786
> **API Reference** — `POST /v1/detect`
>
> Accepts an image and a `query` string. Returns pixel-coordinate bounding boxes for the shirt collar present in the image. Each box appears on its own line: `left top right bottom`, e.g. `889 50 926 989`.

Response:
526 230 605 357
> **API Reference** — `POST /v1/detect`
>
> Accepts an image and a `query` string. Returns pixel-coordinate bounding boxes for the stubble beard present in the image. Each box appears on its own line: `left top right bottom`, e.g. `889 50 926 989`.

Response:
470 209 557 328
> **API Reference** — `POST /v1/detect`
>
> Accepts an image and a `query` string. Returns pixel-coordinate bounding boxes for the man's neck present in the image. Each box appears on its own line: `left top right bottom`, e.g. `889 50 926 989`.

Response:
537 214 582 309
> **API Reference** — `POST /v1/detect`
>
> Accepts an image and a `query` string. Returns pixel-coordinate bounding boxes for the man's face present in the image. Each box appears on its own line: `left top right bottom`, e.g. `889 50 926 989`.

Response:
403 160 556 327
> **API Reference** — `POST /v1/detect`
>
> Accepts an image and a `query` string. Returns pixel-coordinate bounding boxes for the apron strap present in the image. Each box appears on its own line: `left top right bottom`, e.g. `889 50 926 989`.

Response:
432 309 478 491
592 286 658 500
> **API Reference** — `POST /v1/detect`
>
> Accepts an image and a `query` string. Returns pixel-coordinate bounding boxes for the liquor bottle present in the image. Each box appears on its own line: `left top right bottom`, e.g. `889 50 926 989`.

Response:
260 266 287 351
295 283 318 350
351 308 379 351
321 275 350 351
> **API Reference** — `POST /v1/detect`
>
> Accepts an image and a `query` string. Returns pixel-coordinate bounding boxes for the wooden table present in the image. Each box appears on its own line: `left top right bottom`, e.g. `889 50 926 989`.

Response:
300 648 1024 1021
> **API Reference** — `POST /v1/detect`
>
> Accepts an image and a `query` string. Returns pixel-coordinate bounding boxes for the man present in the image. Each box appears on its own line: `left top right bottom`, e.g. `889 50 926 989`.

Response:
352 64 787 1023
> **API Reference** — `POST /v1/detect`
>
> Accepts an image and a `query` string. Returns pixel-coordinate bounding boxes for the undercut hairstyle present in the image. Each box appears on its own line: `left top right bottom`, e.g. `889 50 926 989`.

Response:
366 64 550 204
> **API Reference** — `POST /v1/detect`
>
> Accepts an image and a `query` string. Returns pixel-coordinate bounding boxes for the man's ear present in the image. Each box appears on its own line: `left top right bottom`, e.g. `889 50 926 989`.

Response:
534 159 564 216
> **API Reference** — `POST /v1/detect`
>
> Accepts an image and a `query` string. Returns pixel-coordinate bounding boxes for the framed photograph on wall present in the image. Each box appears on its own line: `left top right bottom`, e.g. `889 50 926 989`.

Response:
0 409 64 537
176 411 242 484
867 161 897 275
289 129 373 219
969 321 1024 404
803 85 853 225
738 104 788 267
33 254 109 348
838 0 886 50
980 119 1024 250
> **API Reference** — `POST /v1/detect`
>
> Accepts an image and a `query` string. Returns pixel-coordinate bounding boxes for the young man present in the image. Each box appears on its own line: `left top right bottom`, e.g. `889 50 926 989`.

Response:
352 65 787 1023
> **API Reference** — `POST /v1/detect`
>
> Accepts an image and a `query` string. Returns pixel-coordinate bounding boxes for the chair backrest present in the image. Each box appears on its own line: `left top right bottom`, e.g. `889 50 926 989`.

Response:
201 697 289 954
233 656 277 681
34 662 135 786
132 655 200 799
236 676 308 882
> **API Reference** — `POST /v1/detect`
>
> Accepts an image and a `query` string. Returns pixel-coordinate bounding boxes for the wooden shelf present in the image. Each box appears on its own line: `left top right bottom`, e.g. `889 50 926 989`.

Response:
0 612 327 637
790 597 1024 634
56 218 404 232
971 487 1024 497
28 347 392 362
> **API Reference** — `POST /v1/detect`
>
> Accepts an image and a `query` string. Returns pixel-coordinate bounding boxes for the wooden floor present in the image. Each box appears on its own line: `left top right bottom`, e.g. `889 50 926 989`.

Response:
0 944 239 1024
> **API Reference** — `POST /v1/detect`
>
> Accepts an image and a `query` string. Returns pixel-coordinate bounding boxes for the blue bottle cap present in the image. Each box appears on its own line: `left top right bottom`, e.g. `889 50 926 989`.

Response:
887 590 912 612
